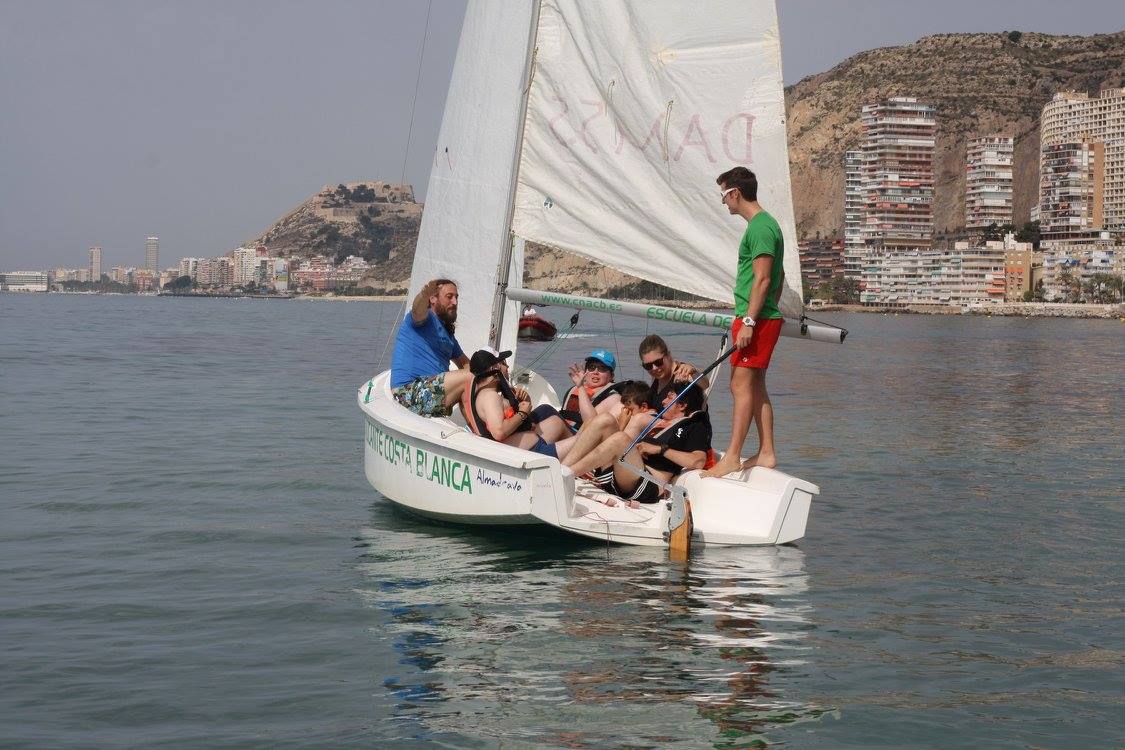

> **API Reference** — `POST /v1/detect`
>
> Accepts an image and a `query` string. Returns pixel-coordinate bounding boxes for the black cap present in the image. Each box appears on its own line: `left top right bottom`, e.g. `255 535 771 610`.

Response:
469 347 512 376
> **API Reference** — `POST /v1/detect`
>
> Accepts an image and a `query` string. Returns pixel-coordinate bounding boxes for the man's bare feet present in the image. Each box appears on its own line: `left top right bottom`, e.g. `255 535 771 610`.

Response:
701 454 742 478
741 453 777 470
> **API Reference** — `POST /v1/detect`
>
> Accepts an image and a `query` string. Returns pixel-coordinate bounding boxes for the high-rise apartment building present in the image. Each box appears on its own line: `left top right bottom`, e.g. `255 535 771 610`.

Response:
88 246 102 281
145 236 159 271
858 98 936 303
859 98 936 250
1039 88 1125 236
1039 141 1105 239
965 135 1014 230
843 150 864 278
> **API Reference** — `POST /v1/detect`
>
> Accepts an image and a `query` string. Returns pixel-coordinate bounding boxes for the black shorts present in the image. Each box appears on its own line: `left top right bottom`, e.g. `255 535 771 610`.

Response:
593 470 662 504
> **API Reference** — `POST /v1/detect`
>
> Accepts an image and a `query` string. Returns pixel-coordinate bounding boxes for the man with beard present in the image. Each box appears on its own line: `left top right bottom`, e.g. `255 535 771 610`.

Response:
390 278 473 417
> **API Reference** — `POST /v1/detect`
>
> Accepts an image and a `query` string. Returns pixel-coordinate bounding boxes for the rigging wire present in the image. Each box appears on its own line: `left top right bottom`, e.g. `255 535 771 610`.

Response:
400 0 434 184
376 1 432 373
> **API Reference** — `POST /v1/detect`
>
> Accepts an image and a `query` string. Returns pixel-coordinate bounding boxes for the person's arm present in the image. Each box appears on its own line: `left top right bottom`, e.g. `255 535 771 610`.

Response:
671 360 708 391
736 254 773 349
410 280 438 324
638 422 708 469
479 390 532 441
643 443 707 470
452 354 469 369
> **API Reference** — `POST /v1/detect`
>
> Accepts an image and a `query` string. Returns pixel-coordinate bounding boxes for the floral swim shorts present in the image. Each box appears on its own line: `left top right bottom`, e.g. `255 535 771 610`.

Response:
391 374 451 417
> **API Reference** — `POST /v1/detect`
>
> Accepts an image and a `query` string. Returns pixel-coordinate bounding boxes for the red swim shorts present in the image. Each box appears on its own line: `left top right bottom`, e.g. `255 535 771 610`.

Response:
730 317 783 369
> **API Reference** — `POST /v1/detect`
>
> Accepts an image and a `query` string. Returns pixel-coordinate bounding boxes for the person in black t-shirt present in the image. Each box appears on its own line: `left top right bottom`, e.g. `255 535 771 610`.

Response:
563 382 711 508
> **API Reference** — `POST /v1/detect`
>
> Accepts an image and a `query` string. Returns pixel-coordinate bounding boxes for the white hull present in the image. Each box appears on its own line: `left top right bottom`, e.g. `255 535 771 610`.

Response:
359 371 817 547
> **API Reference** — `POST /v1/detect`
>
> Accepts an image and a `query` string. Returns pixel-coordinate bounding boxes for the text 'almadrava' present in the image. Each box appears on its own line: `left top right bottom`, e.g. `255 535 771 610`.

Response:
365 422 472 494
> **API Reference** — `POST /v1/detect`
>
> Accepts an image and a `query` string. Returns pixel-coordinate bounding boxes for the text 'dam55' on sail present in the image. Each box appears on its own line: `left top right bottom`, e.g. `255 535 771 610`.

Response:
512 0 803 318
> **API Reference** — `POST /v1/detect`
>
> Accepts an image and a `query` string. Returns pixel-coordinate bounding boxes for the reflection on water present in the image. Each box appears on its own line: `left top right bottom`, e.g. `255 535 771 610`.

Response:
357 515 832 747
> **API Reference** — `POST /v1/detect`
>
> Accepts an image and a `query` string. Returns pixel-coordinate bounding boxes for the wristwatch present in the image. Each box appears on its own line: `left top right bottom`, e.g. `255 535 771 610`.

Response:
658 444 668 456
741 316 755 327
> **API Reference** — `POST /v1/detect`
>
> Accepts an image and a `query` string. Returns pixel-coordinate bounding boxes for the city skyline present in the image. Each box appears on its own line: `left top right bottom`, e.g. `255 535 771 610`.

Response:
2 1 1123 269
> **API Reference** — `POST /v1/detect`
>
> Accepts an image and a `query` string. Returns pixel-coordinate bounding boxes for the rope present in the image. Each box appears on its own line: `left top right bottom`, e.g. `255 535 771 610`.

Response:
376 298 407 371
399 0 434 184
703 332 727 400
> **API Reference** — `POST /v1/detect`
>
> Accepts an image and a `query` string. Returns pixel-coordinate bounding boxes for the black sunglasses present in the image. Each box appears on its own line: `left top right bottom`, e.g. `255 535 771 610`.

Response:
640 357 665 371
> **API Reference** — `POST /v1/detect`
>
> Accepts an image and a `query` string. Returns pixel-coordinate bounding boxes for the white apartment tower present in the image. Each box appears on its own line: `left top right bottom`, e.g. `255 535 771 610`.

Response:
145 236 160 271
858 97 936 304
843 150 864 278
88 246 102 281
1039 88 1125 237
965 135 1014 230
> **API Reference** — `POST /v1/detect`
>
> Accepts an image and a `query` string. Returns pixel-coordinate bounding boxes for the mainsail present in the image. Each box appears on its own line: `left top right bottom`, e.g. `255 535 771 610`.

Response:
511 0 804 319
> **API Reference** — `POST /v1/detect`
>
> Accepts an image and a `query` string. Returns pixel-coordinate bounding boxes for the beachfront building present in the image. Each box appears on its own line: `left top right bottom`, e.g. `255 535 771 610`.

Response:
0 271 49 292
1041 234 1125 300
999 234 1041 301
860 243 1007 307
799 238 845 294
89 246 102 281
195 257 233 288
131 268 158 291
1039 88 1125 236
858 98 936 303
179 257 202 281
145 236 160 271
843 150 864 279
232 247 263 286
291 255 370 291
965 135 1014 231
272 259 290 292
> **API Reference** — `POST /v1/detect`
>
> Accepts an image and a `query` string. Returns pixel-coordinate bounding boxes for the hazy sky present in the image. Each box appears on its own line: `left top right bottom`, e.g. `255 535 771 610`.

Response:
2 1 1121 270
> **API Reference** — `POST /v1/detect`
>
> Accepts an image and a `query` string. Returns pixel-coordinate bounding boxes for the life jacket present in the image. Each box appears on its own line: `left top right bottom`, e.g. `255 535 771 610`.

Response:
461 369 522 441
559 381 623 428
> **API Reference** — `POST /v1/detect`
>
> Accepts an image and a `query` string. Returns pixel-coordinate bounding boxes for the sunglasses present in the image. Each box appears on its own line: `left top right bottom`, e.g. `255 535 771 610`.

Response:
720 186 737 202
585 362 612 373
641 357 665 371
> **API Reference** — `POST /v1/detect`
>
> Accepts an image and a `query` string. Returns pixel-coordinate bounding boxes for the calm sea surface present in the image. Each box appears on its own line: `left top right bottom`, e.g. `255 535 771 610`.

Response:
2 293 1122 748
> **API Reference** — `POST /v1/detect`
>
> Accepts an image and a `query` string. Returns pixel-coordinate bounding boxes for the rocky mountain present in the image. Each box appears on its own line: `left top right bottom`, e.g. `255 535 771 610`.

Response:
248 181 422 290
787 31 1125 238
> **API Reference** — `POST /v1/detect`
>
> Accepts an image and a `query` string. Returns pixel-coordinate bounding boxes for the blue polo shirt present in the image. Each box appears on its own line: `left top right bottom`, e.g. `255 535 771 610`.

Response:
390 311 465 387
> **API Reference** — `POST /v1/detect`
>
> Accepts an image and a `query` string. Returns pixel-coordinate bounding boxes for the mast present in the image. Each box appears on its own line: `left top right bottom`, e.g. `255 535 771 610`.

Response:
487 0 543 350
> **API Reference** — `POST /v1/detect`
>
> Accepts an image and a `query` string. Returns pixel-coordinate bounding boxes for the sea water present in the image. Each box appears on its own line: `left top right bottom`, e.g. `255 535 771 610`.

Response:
2 293 1122 748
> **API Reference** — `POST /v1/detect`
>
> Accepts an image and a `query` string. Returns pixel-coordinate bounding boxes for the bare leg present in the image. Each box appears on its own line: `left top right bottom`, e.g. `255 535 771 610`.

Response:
610 441 647 497
561 412 619 469
742 368 776 468
702 366 754 478
552 434 577 462
567 431 630 478
440 369 473 409
535 414 572 443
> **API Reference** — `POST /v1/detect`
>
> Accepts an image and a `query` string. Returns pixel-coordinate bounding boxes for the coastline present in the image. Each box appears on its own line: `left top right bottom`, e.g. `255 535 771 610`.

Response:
812 302 1124 319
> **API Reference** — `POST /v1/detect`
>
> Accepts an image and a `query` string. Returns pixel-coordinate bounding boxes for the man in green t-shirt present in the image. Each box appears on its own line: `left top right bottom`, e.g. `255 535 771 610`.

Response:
702 167 785 478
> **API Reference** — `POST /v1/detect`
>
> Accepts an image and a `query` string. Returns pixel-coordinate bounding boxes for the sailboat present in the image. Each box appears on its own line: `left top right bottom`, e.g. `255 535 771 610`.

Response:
358 0 844 547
